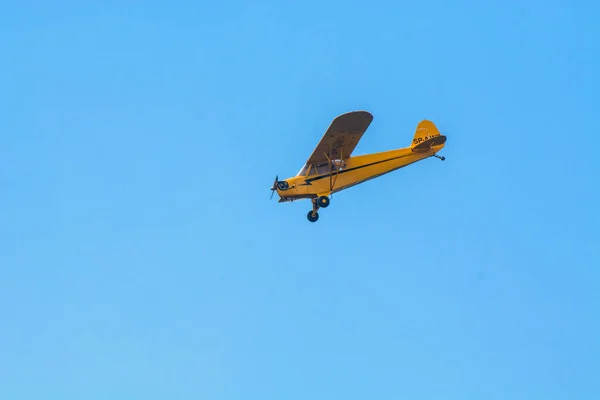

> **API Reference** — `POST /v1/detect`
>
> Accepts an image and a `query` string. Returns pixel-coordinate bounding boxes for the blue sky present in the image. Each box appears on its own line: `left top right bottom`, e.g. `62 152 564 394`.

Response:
1 0 599 398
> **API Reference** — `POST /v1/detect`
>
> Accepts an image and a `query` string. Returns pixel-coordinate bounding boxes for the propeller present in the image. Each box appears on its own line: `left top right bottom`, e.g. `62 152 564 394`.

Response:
270 175 278 200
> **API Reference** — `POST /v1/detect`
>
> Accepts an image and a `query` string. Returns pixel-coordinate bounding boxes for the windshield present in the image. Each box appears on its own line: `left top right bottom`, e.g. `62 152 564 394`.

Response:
296 164 309 176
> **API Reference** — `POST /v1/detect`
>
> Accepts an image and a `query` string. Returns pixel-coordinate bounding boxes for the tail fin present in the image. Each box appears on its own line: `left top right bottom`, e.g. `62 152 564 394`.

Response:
410 120 446 152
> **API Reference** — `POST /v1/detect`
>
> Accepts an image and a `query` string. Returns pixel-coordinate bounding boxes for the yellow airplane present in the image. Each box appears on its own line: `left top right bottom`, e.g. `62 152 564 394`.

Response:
270 110 447 222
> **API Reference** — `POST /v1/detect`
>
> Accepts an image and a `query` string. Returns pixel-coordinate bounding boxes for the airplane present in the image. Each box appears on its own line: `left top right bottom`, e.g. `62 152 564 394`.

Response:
270 110 447 222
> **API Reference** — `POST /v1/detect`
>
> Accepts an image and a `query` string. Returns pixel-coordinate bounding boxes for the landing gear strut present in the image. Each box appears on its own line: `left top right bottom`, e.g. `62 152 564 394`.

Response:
433 154 445 161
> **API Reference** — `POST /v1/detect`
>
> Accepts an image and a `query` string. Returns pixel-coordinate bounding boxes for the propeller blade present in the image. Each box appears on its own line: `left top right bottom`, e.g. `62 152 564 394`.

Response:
270 175 278 200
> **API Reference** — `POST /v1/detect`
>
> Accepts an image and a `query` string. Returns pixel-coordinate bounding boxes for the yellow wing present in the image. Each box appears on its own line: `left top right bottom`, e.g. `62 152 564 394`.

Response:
306 110 373 165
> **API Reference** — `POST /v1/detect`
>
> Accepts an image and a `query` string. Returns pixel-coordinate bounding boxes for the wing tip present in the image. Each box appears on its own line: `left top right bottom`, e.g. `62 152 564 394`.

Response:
332 110 373 125
342 109 373 118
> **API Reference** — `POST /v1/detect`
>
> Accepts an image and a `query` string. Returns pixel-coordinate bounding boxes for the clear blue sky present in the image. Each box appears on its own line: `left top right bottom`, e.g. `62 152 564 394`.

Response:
1 1 599 398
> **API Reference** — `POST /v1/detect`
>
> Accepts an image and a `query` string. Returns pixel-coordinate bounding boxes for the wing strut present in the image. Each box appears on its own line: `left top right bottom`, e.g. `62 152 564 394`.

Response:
323 145 343 194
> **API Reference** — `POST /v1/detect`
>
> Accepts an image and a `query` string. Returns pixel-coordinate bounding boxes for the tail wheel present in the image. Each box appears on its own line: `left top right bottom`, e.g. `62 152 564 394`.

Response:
317 196 330 208
307 210 319 222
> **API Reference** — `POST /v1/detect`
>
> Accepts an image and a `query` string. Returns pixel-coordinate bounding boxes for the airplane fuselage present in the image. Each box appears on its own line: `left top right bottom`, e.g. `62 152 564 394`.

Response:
275 140 445 202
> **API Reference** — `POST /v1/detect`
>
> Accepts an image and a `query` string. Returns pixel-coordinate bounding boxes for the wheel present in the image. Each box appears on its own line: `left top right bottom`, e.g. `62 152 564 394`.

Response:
317 196 330 208
307 210 319 222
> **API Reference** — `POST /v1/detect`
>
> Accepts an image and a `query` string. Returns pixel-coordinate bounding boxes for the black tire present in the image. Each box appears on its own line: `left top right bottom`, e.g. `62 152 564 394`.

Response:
307 210 319 222
317 196 330 208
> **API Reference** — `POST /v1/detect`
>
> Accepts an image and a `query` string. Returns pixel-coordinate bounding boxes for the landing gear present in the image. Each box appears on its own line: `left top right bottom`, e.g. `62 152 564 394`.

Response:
307 210 319 222
317 196 330 208
433 154 445 161
307 196 329 222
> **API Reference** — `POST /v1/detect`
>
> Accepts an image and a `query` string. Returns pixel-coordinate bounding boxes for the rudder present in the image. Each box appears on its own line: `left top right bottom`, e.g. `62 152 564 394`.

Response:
410 120 446 152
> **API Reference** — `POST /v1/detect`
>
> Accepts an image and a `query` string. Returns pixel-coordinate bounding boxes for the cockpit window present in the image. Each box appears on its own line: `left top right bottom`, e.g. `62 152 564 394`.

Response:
297 161 346 177
315 164 331 175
